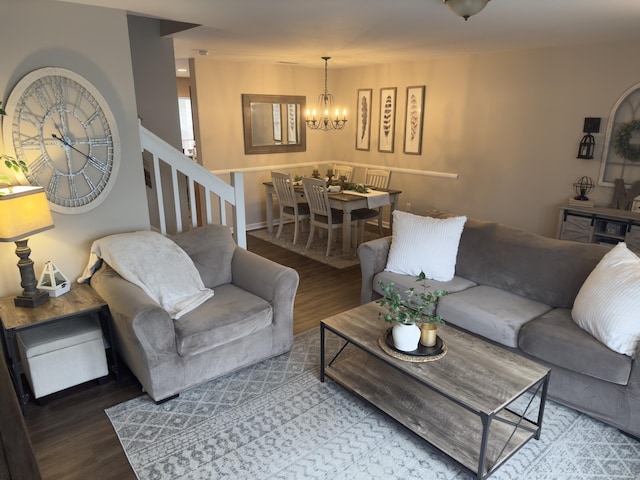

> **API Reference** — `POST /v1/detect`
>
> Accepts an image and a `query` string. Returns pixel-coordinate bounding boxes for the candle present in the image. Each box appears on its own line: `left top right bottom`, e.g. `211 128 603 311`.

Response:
420 323 437 347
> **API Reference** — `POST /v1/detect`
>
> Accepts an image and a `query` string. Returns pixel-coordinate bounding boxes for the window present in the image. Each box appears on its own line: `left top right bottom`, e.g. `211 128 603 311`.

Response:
599 82 640 187
178 97 196 158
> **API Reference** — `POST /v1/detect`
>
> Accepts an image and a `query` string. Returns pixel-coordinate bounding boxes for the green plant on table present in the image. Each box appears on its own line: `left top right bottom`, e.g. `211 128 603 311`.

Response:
0 102 29 192
377 271 446 325
0 155 29 190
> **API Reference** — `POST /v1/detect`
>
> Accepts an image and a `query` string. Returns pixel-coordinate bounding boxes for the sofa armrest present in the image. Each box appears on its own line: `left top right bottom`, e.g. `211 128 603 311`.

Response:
89 263 178 357
231 248 299 350
357 236 392 304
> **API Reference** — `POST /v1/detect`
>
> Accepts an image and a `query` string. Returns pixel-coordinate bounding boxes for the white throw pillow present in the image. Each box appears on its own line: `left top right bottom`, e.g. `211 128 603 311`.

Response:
385 211 467 281
572 242 640 357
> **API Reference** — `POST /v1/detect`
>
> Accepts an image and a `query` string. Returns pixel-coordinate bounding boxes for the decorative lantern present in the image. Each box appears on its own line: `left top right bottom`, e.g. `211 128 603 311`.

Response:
577 117 601 159
37 261 70 297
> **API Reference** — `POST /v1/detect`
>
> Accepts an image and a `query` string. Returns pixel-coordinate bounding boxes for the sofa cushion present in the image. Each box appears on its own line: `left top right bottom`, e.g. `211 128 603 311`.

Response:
373 271 476 301
571 242 640 357
443 216 608 309
437 285 552 348
385 211 467 281
520 308 632 385
173 283 273 356
171 224 237 289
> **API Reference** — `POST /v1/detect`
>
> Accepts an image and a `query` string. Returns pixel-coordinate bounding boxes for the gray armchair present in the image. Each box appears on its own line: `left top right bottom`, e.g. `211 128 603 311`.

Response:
89 224 299 402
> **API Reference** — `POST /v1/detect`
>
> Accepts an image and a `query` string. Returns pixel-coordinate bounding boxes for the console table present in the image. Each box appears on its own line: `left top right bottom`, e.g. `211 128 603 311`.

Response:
557 205 640 253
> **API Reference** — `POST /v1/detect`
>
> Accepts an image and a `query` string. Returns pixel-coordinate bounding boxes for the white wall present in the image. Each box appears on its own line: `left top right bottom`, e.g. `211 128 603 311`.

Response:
0 0 149 298
191 41 640 237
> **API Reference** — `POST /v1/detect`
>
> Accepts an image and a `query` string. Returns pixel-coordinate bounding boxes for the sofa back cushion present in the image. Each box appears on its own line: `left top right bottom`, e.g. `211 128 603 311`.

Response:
454 218 608 308
171 225 236 289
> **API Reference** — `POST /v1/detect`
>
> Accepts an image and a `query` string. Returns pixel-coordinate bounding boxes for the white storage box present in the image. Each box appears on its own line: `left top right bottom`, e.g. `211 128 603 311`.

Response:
17 315 108 399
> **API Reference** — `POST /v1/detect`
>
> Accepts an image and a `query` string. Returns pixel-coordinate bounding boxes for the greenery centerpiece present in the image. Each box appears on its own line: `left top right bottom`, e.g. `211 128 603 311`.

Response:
377 272 446 351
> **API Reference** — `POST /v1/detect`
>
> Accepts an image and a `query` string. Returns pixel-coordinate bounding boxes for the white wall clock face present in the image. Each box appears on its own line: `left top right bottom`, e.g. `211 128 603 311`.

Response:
2 67 120 214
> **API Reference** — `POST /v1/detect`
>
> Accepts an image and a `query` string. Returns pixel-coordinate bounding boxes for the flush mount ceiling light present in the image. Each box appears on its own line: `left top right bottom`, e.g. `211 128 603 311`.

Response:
442 0 491 21
305 57 347 131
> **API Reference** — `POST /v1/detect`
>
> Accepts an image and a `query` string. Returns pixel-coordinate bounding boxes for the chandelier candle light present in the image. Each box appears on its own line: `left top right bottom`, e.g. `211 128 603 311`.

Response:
306 57 347 131
442 0 490 20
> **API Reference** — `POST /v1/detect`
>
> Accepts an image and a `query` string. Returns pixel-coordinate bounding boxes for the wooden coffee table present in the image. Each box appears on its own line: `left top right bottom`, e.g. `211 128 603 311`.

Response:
320 302 550 479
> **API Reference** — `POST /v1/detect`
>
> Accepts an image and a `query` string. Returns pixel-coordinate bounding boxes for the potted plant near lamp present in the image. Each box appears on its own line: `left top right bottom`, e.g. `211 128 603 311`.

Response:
377 272 446 352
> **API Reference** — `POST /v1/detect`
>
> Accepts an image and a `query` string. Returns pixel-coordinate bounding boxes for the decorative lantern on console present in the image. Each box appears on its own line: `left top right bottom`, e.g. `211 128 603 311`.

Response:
577 117 601 159
37 261 70 297
573 176 595 201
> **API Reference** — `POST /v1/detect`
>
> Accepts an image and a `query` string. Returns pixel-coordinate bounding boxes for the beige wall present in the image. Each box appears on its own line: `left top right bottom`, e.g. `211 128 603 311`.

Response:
192 41 640 236
0 0 149 298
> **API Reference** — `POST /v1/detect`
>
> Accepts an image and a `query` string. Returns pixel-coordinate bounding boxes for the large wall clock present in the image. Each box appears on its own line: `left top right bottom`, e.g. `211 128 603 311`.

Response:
2 67 120 214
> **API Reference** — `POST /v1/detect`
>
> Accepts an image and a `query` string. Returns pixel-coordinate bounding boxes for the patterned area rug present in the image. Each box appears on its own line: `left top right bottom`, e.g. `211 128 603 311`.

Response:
106 329 640 480
247 224 381 269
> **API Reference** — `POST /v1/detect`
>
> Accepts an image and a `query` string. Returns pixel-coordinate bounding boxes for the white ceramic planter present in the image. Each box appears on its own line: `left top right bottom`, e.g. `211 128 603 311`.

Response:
392 323 421 352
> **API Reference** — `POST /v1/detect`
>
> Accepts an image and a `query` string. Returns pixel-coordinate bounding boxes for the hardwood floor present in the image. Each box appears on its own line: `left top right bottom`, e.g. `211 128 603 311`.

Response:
23 234 363 480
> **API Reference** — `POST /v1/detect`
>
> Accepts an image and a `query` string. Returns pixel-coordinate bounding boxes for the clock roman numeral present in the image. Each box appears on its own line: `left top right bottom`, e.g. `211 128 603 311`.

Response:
83 110 101 127
87 155 109 173
48 172 61 196
69 175 78 200
82 172 96 192
32 82 53 112
28 155 48 180
15 106 44 128
18 133 43 150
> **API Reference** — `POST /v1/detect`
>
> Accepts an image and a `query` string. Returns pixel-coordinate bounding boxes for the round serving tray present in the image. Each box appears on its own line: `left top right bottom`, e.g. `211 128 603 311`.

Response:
378 328 448 363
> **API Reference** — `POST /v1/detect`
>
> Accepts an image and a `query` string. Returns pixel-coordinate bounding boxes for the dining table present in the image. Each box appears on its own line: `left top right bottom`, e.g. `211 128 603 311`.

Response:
263 181 402 255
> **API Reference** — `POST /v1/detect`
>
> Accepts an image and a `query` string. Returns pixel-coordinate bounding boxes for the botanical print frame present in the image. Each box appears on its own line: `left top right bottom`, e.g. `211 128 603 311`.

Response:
356 88 372 151
378 87 397 153
272 103 282 142
287 103 297 144
403 85 426 155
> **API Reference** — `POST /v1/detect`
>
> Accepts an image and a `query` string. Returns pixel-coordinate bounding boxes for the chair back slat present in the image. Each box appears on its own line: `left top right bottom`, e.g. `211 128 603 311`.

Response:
271 172 297 208
332 164 353 182
302 177 331 219
365 168 391 189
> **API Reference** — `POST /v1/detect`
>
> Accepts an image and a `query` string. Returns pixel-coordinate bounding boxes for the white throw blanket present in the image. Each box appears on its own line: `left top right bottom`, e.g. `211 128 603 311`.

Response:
78 231 214 319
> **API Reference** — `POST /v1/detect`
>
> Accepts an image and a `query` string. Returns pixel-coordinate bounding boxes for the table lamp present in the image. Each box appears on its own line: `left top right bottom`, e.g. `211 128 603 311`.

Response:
0 186 55 307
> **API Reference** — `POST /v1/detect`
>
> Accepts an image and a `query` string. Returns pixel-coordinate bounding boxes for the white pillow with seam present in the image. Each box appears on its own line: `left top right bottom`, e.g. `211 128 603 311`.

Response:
572 242 640 357
385 211 467 281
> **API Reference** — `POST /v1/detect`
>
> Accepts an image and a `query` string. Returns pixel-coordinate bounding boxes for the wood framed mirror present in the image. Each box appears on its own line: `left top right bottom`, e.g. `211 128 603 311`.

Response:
242 94 306 154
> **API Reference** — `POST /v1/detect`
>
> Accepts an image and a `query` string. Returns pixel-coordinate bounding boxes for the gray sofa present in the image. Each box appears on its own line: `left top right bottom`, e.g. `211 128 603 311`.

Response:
358 214 640 438
90 224 299 402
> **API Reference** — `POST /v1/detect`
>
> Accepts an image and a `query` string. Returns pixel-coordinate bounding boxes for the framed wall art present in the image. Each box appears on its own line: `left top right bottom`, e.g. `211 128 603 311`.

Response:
356 88 372 151
378 87 397 153
287 103 297 144
272 103 282 142
403 85 426 155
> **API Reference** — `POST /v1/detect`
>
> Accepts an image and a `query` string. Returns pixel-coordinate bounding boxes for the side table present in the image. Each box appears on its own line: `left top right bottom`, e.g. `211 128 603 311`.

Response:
0 282 119 414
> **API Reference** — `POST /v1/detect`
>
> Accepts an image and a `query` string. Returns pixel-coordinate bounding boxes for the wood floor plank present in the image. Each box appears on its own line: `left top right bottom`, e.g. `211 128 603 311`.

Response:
24 233 363 479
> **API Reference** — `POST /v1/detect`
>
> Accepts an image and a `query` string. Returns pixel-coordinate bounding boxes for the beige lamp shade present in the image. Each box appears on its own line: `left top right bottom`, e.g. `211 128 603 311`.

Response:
0 186 54 242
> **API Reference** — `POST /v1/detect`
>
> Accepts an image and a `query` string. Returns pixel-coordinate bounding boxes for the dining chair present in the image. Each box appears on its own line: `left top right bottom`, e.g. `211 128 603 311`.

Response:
271 171 310 245
332 164 353 183
353 168 392 241
302 177 357 256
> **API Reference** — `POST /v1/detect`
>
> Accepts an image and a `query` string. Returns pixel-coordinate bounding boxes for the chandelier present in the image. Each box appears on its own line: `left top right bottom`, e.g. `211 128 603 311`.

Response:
442 0 491 21
306 57 347 131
